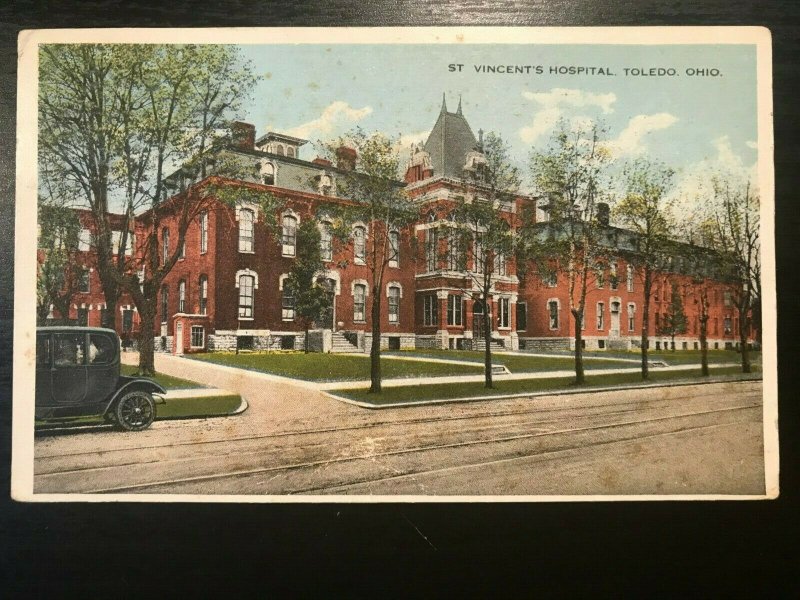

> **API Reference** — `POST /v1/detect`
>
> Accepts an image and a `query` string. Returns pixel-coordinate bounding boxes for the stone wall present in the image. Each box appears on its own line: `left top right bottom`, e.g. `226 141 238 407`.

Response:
364 333 416 351
154 335 173 353
519 337 570 352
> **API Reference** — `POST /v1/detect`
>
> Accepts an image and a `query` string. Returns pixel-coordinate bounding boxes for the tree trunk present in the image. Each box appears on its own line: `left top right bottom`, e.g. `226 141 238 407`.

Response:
304 325 310 354
483 294 493 389
700 316 709 377
137 301 157 377
671 333 676 352
369 292 382 394
640 269 651 380
739 312 751 374
573 309 585 384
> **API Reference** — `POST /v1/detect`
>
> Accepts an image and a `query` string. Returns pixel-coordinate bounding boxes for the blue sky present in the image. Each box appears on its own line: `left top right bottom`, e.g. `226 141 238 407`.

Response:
239 43 758 200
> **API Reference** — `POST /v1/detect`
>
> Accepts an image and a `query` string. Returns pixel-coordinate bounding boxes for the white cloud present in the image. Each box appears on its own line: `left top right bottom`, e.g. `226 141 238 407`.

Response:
669 135 758 218
522 88 617 114
519 88 617 145
604 113 678 157
285 101 373 139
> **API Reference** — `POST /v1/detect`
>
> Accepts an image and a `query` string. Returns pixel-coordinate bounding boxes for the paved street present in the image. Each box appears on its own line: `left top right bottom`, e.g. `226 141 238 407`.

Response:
33 355 766 497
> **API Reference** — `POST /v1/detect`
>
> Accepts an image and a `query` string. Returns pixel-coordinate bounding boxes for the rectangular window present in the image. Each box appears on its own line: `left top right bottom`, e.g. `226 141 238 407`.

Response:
610 262 618 290
516 302 527 331
447 234 465 271
53 333 87 366
628 303 635 332
423 295 438 326
179 238 185 260
493 252 506 276
239 209 254 253
199 211 208 254
282 285 295 320
353 284 366 322
199 276 208 315
425 228 438 272
473 235 485 274
282 215 297 257
596 302 604 330
724 317 732 335
626 264 634 292
447 294 463 326
389 231 399 268
498 297 510 328
354 226 366 265
238 275 254 319
388 286 400 323
320 223 333 261
191 326 205 348
162 228 170 265
79 269 90 293
122 309 133 332
161 286 169 323
724 291 732 307
548 301 559 330
178 280 186 313
78 228 91 251
596 264 605 289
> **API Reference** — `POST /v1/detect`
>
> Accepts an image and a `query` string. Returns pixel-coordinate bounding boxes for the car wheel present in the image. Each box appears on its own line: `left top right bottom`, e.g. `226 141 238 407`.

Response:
114 391 156 432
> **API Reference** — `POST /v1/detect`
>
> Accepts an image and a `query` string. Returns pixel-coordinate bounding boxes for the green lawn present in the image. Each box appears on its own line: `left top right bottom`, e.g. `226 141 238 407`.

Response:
334 365 760 406
189 351 484 381
121 364 207 389
385 349 634 372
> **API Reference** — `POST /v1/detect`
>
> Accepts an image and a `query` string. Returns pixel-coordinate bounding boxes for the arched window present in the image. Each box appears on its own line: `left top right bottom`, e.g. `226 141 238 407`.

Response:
260 162 275 186
388 230 399 267
199 275 208 315
286 146 295 158
353 225 366 264
199 211 208 254
238 274 255 319
276 144 285 156
178 280 186 313
162 227 170 265
425 226 438 272
320 221 333 262
282 214 298 257
239 208 254 253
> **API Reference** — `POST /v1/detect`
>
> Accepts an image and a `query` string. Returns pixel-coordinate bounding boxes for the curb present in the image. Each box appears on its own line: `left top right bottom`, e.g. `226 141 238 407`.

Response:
323 374 763 410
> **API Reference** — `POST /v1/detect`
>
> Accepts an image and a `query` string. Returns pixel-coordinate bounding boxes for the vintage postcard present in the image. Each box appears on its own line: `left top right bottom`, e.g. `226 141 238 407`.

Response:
12 27 777 502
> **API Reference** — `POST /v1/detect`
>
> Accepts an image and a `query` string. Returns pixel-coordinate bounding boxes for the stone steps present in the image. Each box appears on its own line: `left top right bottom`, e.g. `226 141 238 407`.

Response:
330 332 360 353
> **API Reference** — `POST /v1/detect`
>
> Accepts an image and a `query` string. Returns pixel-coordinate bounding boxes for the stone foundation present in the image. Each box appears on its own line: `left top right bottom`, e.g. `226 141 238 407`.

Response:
364 333 416 351
519 337 571 352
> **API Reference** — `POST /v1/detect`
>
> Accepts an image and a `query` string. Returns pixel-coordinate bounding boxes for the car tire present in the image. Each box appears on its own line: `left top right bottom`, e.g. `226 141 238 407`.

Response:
114 390 156 432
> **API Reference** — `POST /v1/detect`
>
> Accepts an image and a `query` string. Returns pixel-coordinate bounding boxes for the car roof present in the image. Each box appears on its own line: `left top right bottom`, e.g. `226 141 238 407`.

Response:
37 326 118 335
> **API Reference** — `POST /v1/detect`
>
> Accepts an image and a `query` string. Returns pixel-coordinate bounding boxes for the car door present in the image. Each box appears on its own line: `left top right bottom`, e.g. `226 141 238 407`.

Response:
87 332 119 402
51 332 88 404
35 332 53 408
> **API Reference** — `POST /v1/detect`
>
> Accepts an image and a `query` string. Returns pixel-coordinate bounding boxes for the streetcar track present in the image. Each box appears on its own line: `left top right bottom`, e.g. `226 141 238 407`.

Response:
34 383 761 460
72 403 759 494
35 401 761 476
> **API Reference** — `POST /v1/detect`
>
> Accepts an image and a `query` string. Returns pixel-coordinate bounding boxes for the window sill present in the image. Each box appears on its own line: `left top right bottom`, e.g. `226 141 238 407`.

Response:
282 318 294 322
239 250 255 255
238 317 254 321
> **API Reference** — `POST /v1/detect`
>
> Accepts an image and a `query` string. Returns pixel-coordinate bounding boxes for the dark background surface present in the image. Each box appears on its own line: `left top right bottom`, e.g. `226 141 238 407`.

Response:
1 1 798 595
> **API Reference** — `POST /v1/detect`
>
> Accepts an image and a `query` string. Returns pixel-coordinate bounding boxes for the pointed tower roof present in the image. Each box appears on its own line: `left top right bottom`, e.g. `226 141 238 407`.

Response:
424 94 478 180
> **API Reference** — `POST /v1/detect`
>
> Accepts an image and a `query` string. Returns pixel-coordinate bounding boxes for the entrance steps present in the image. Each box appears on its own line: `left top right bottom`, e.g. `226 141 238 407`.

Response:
330 331 360 353
474 338 506 352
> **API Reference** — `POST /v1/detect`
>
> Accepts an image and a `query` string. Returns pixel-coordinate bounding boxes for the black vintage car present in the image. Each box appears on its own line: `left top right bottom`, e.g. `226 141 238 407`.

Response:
36 327 165 431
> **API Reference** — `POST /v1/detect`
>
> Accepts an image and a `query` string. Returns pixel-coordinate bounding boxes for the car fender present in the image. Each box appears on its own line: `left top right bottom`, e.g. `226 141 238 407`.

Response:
103 376 167 414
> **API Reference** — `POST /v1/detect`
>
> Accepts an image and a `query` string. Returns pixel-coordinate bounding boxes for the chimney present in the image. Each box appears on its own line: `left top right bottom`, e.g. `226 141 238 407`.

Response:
231 122 256 151
597 202 610 226
336 146 357 171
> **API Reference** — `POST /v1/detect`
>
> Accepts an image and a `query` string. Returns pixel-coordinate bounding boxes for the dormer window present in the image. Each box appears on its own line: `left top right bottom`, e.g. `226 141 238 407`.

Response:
287 146 295 158
260 162 275 186
276 144 285 156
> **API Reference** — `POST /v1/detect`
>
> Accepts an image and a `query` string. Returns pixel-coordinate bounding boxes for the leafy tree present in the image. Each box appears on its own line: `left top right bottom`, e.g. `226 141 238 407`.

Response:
613 158 676 379
705 177 760 373
323 129 417 393
449 132 520 389
284 219 334 353
36 202 82 325
658 281 688 351
528 120 612 384
38 44 260 375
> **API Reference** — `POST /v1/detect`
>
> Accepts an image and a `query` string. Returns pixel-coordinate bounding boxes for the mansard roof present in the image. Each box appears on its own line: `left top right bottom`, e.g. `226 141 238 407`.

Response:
423 95 479 180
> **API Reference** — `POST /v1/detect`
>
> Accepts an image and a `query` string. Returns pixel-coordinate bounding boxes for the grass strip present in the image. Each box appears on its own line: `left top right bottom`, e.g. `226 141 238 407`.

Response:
334 366 760 406
121 364 207 390
189 351 483 381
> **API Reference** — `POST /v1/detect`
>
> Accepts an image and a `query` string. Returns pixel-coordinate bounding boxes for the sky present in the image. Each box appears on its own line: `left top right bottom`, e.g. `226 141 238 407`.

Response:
238 42 759 207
